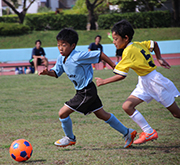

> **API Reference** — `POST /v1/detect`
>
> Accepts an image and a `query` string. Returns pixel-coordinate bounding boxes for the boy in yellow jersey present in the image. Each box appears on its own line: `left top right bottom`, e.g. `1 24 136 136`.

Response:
95 20 180 144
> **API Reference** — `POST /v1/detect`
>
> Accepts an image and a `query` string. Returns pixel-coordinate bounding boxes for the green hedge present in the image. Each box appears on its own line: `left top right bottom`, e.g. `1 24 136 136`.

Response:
0 11 172 32
98 11 172 29
0 15 19 23
25 13 87 30
0 23 30 36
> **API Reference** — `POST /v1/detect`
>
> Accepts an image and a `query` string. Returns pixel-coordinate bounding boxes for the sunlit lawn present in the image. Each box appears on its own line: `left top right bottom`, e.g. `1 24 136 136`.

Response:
0 66 180 164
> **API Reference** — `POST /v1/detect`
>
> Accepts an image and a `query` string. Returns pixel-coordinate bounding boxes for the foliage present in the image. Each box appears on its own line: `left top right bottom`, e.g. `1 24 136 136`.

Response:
73 0 87 11
108 0 167 12
0 23 30 36
119 0 137 13
37 6 53 13
70 0 109 16
25 13 87 31
98 10 172 29
2 0 36 23
0 14 19 23
2 8 12 15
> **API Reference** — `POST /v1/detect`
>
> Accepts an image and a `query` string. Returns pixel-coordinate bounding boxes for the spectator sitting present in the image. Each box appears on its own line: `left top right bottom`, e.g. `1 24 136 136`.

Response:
88 35 107 70
29 40 48 74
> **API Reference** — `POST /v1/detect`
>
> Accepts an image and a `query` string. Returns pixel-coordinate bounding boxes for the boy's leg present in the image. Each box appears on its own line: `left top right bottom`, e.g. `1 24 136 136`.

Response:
33 58 38 73
94 108 137 148
54 105 76 147
122 95 158 144
42 57 48 69
92 64 95 70
167 101 180 118
102 60 107 69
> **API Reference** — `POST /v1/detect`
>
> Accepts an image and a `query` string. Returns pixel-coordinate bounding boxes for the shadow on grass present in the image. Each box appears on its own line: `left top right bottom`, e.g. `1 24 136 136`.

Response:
19 159 46 163
60 145 180 151
130 145 180 150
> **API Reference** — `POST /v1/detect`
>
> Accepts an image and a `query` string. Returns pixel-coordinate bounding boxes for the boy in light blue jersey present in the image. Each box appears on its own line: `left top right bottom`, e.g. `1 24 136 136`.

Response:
39 28 137 148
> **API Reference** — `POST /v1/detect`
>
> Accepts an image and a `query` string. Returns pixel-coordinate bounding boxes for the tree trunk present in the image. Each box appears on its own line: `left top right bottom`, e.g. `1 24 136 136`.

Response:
172 0 179 26
89 7 96 30
86 0 103 30
18 11 26 24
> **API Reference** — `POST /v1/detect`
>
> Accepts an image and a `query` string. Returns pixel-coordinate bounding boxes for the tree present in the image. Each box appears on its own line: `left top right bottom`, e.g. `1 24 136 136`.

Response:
85 0 104 30
172 0 179 26
2 0 36 24
108 0 167 12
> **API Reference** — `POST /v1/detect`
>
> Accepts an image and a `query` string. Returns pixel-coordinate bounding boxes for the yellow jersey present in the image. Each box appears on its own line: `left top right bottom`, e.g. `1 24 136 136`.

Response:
114 40 157 76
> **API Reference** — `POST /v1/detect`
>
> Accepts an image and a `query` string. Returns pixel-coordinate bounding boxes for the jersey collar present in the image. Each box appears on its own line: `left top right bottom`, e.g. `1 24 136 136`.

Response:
126 42 133 48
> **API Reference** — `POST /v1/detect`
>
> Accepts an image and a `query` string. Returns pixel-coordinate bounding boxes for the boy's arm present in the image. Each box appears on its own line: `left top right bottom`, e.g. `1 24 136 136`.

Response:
95 74 125 87
100 52 116 69
154 41 171 69
39 69 57 77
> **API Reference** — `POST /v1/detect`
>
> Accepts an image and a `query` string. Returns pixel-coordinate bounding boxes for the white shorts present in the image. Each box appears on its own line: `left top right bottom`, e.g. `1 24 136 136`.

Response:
131 70 180 107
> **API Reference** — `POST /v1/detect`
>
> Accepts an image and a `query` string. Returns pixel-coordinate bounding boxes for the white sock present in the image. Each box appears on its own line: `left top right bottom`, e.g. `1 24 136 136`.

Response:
130 109 153 134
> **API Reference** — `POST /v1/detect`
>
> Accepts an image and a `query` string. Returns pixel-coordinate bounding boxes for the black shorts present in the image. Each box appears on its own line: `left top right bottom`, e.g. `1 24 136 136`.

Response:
29 58 42 66
65 82 103 115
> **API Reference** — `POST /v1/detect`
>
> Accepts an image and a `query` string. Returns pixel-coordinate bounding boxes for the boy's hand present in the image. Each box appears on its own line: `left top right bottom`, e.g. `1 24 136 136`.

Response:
39 68 48 75
95 77 104 87
158 58 171 69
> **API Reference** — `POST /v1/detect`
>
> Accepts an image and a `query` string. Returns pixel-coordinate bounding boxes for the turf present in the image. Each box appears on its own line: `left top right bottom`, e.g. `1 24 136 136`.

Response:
0 28 180 49
0 66 180 164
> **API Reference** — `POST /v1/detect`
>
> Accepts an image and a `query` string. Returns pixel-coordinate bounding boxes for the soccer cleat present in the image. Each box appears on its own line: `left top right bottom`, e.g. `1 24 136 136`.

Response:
54 136 76 147
124 128 137 148
133 129 158 144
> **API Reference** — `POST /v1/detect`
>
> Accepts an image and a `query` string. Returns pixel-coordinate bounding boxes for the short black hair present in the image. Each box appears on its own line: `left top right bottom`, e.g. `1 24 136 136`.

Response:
35 39 41 45
111 20 134 42
56 28 79 45
95 35 102 40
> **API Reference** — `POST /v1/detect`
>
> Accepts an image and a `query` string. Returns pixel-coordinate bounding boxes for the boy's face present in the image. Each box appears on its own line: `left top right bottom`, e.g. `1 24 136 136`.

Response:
57 40 75 57
95 37 101 44
112 31 128 49
36 42 41 49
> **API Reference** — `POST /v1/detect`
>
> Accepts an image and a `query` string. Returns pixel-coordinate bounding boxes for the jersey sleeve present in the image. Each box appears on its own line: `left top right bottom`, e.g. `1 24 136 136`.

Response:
51 55 64 78
31 47 35 57
141 40 154 52
88 43 93 50
41 48 46 56
113 50 132 76
74 51 101 64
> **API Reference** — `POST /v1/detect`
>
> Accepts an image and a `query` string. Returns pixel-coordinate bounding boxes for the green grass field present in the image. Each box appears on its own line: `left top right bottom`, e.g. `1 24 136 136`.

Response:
0 66 180 165
0 28 180 49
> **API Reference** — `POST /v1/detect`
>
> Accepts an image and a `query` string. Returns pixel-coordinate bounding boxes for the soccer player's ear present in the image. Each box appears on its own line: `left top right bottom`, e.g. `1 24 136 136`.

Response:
124 35 129 41
71 43 76 50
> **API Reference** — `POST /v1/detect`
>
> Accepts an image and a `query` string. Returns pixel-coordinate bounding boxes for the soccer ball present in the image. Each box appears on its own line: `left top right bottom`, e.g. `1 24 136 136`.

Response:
9 139 33 162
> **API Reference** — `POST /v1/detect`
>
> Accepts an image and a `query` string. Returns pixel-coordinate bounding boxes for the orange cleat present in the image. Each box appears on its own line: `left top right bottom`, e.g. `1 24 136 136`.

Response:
133 129 158 144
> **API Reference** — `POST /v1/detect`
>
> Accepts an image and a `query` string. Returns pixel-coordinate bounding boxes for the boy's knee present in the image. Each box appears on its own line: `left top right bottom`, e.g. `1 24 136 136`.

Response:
58 111 66 119
122 102 130 112
122 102 135 116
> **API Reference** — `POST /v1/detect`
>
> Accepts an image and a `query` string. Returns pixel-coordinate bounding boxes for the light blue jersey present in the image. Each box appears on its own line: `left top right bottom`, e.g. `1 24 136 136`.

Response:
51 49 101 90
